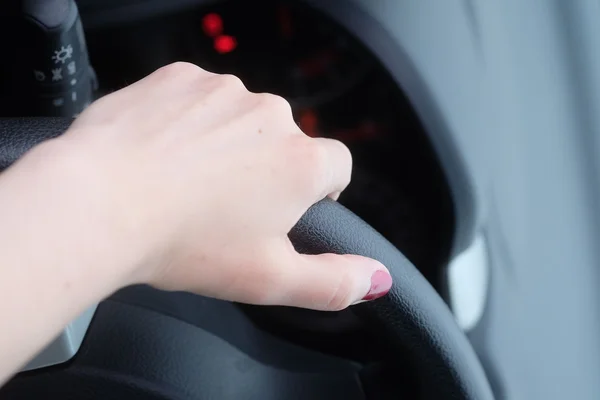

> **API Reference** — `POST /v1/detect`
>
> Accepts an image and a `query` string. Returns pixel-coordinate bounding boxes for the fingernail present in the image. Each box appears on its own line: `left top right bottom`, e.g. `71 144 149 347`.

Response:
361 270 392 301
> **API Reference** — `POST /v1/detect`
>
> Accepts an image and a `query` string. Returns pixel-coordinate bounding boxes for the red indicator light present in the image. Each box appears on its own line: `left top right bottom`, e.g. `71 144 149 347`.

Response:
202 13 223 37
214 35 237 54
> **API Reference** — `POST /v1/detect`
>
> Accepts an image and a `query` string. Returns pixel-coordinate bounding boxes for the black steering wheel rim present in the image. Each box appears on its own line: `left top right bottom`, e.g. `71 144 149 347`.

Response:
0 117 494 400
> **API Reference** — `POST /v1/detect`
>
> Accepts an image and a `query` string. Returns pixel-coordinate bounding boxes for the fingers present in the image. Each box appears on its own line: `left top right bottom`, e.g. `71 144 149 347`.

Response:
257 247 392 311
284 135 352 204
310 137 352 201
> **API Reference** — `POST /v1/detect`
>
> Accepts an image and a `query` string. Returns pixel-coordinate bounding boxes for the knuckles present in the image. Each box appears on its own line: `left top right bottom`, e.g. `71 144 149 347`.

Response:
215 73 247 91
253 93 294 119
153 61 207 81
324 273 355 311
313 254 356 311
152 63 248 93
284 135 329 185
150 63 297 127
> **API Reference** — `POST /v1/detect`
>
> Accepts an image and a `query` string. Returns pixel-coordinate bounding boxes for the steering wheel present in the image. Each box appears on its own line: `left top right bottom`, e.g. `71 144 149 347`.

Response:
0 117 494 400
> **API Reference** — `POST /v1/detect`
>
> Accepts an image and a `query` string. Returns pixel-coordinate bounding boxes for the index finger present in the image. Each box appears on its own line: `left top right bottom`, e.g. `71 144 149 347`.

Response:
312 137 353 201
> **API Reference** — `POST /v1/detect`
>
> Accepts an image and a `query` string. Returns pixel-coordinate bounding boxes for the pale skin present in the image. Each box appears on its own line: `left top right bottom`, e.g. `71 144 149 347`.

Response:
0 62 392 385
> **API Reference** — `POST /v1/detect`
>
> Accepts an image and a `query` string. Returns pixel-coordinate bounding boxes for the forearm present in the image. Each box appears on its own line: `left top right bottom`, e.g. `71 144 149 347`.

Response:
0 140 138 384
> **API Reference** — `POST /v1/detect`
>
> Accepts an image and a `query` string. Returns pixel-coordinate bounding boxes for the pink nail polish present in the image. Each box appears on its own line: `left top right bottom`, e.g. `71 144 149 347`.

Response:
362 270 392 301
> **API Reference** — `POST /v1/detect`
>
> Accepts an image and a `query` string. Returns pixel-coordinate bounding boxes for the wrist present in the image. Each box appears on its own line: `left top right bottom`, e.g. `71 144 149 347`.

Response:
0 136 147 296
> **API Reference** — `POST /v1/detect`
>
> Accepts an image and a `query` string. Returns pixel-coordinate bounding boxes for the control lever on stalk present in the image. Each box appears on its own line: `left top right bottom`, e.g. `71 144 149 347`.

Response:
0 0 97 117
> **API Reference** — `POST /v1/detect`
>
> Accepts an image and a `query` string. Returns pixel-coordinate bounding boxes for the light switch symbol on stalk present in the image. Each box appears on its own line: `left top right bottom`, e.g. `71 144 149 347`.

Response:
33 70 45 82
67 61 76 75
52 68 63 81
52 45 73 64
16 0 94 118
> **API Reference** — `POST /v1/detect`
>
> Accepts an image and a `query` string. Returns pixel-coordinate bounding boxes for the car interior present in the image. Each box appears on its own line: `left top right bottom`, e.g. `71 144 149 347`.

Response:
1 0 600 399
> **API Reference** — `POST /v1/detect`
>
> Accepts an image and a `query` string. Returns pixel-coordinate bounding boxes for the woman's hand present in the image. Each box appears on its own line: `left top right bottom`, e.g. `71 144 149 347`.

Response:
0 61 394 383
46 62 392 310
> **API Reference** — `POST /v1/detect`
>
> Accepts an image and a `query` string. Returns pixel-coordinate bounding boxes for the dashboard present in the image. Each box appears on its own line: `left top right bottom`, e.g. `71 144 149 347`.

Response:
84 0 455 290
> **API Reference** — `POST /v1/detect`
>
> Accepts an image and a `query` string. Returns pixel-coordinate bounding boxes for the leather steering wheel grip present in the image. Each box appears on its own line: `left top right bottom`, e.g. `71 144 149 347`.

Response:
290 200 494 400
0 117 71 169
0 118 494 400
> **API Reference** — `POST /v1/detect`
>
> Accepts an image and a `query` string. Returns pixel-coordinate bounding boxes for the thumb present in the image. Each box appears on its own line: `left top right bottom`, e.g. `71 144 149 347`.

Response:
269 251 392 311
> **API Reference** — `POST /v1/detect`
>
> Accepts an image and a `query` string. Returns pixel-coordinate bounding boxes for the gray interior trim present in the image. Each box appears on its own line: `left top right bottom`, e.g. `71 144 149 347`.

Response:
448 233 489 331
22 305 98 371
306 0 481 256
